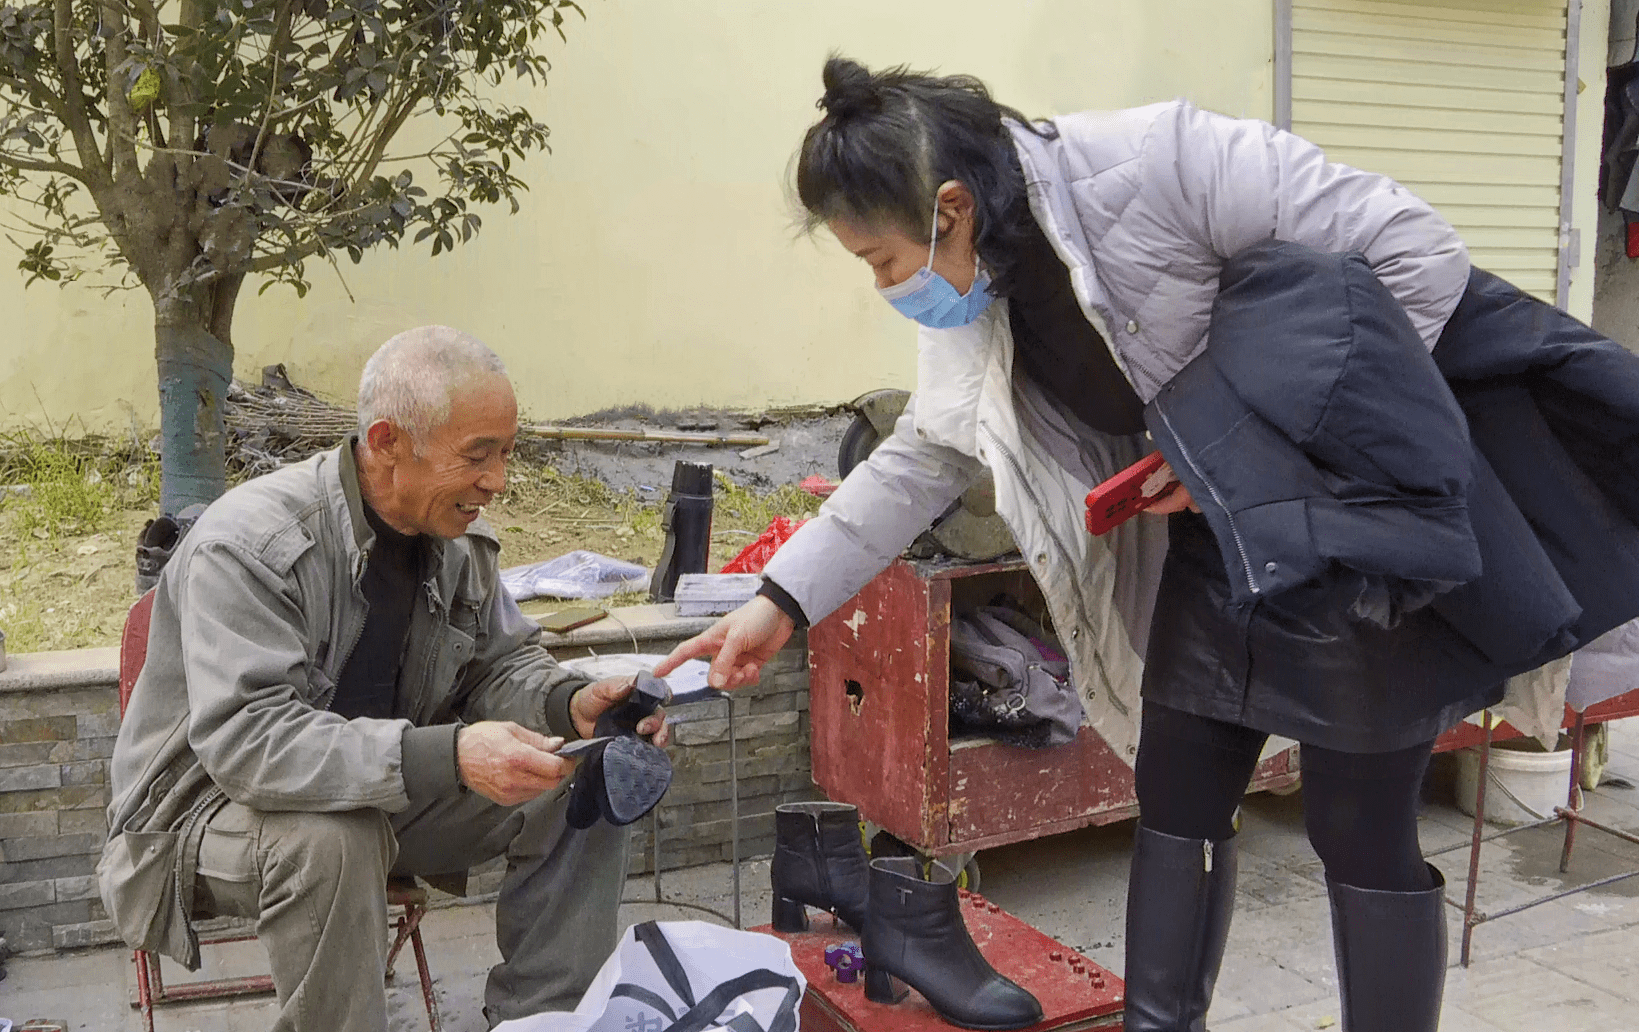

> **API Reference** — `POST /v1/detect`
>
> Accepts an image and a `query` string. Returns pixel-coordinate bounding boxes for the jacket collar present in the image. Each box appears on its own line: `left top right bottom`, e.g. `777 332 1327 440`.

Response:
913 306 1011 457
336 435 375 560
329 436 499 603
331 436 449 588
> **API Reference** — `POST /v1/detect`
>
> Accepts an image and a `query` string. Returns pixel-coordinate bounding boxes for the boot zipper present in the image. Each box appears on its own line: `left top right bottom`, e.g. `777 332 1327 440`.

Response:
1152 398 1260 595
1203 839 1214 873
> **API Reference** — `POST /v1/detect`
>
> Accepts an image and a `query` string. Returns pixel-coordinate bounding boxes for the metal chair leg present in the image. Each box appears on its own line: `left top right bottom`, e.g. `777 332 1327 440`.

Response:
134 949 157 1032
410 919 443 1031
387 902 424 981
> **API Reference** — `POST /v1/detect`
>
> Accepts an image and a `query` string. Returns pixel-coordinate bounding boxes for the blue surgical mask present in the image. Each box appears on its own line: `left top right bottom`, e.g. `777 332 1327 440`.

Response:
878 198 994 329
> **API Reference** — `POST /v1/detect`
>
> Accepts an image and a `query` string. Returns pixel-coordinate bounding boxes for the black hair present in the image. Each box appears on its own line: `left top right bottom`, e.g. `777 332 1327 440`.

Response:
794 55 1056 297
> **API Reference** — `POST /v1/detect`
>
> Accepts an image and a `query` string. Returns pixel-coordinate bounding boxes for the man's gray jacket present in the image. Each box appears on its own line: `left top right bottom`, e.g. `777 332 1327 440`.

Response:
98 439 587 967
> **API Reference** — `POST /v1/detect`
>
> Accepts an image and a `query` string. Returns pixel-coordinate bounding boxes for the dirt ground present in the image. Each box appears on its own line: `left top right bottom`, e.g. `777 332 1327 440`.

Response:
0 412 849 654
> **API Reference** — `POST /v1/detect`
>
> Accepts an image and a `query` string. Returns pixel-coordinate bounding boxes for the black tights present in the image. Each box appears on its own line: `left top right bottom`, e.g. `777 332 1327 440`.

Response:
1134 703 1435 892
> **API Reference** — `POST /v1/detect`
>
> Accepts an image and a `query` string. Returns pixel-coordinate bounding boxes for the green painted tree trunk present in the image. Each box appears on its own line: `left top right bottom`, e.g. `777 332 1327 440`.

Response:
152 275 244 514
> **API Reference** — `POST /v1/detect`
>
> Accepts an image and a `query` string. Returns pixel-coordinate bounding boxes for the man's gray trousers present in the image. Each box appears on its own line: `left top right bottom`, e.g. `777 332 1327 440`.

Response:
191 781 629 1032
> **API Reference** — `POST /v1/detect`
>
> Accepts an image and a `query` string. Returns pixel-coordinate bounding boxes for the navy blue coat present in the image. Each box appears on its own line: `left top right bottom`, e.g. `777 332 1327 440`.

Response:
1140 241 1639 749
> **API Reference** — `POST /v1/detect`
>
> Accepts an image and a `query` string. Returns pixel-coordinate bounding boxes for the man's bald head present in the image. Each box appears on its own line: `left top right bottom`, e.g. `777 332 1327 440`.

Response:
357 325 508 450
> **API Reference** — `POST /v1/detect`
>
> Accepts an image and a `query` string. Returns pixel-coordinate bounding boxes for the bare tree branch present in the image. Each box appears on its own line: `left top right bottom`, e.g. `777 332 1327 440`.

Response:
126 0 160 40
246 0 297 177
167 0 204 172
101 4 143 183
52 0 108 187
0 150 96 183
0 71 74 124
347 86 424 196
245 236 326 275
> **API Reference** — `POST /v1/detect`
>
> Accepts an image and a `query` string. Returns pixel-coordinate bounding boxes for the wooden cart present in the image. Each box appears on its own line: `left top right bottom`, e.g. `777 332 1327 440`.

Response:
807 557 1300 859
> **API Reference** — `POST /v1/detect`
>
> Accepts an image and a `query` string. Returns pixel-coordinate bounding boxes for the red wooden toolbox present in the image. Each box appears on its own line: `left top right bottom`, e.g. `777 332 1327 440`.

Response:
754 890 1123 1031
808 557 1300 858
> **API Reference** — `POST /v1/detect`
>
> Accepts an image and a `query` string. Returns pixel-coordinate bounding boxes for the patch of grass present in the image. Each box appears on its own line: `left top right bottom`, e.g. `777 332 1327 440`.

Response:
0 594 108 653
712 471 823 532
0 425 162 539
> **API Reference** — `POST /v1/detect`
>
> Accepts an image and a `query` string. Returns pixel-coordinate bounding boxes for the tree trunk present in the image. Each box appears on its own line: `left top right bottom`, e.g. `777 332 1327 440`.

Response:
152 274 244 514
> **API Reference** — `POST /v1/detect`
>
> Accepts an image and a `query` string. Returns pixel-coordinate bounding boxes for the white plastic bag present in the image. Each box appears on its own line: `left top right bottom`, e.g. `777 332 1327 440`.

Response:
500 550 650 601
494 920 804 1032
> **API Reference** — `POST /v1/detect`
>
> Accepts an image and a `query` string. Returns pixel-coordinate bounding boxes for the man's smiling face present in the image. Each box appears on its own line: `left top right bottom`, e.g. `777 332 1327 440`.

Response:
369 373 518 539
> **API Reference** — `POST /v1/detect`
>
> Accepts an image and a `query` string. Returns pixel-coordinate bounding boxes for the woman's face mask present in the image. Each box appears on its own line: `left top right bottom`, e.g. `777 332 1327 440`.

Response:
877 196 994 328
831 194 996 330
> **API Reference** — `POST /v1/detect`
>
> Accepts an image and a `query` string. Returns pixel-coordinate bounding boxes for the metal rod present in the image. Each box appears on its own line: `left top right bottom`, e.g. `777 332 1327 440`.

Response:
1554 808 1639 848
150 945 168 998
135 950 156 1032
1425 813 1564 857
1561 709 1587 872
410 917 443 1030
523 424 769 448
1274 0 1293 130
1556 0 1583 309
1461 711 1494 967
1480 868 1639 923
652 806 664 903
728 693 742 929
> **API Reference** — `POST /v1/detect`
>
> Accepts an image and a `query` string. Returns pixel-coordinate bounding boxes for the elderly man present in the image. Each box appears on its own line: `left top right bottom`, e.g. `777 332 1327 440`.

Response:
99 326 666 1031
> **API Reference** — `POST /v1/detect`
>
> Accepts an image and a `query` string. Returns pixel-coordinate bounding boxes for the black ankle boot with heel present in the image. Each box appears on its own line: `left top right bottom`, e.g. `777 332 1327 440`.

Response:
769 801 871 932
861 857 1042 1031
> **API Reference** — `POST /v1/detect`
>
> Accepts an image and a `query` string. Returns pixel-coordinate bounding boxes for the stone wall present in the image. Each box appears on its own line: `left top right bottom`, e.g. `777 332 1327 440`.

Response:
0 649 119 952
0 612 816 953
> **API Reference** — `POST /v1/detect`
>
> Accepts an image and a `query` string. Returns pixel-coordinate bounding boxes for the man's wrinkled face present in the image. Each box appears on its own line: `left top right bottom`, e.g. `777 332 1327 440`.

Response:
378 374 518 539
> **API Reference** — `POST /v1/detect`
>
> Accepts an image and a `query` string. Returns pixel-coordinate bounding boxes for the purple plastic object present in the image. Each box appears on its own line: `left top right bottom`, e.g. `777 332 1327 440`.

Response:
823 942 865 984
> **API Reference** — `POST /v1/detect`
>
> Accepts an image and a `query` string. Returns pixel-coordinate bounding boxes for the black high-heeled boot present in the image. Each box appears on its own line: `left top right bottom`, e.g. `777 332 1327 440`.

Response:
1122 825 1238 1032
862 857 1042 1031
769 801 870 932
1327 863 1448 1032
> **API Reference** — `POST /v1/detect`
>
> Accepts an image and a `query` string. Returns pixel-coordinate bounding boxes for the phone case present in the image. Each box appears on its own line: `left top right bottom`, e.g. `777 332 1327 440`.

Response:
1084 451 1173 535
539 607 609 633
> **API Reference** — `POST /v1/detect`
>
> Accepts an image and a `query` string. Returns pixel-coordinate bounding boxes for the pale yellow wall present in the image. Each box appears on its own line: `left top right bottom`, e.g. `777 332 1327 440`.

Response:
1 0 1274 431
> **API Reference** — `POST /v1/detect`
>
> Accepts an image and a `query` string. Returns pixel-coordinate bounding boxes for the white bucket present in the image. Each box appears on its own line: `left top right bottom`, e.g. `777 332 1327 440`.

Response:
1455 736 1573 827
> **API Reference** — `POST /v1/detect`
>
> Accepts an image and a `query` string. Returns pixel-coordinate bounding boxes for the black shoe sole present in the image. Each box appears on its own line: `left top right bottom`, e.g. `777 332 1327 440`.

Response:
601 736 672 825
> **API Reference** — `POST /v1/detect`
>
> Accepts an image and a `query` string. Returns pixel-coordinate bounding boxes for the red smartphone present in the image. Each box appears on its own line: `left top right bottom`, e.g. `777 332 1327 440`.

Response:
1084 452 1174 535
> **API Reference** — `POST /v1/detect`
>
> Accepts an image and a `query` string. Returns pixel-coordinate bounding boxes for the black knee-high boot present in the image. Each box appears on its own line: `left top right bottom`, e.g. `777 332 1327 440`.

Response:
1327 863 1447 1032
1122 825 1238 1032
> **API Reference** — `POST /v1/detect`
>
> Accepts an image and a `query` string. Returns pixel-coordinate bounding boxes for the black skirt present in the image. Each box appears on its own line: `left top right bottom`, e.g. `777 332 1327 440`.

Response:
1141 511 1505 753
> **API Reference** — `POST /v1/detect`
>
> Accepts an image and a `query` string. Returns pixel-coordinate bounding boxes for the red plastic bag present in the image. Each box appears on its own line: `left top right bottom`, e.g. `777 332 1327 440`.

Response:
721 516 809 574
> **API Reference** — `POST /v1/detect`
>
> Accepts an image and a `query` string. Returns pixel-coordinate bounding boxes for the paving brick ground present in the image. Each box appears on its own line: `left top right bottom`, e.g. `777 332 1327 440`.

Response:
4 717 1636 1031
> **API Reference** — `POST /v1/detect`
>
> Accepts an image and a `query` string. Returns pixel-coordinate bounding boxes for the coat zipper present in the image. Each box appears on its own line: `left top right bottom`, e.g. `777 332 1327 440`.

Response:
1203 839 1214 873
1151 398 1260 596
977 423 1127 716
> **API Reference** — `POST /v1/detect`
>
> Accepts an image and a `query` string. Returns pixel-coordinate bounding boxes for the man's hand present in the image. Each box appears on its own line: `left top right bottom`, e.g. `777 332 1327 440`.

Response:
653 595 795 690
570 677 671 746
456 722 575 806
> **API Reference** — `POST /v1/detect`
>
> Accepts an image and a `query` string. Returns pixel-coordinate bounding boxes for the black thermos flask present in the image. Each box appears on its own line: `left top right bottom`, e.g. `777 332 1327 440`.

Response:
649 460 714 602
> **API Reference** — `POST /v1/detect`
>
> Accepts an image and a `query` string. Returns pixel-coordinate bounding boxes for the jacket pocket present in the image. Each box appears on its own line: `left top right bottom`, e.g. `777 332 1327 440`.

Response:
433 624 476 688
98 830 179 952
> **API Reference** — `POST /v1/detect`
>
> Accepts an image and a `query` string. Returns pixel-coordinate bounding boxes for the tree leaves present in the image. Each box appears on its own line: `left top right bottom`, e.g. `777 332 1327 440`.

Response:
0 0 588 299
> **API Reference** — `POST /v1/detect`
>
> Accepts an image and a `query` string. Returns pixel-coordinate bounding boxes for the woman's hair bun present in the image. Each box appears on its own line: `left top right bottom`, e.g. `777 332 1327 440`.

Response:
819 56 881 119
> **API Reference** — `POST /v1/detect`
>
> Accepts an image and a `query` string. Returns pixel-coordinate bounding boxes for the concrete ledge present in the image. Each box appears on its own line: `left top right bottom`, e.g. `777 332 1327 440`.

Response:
0 601 717 694
0 648 119 694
